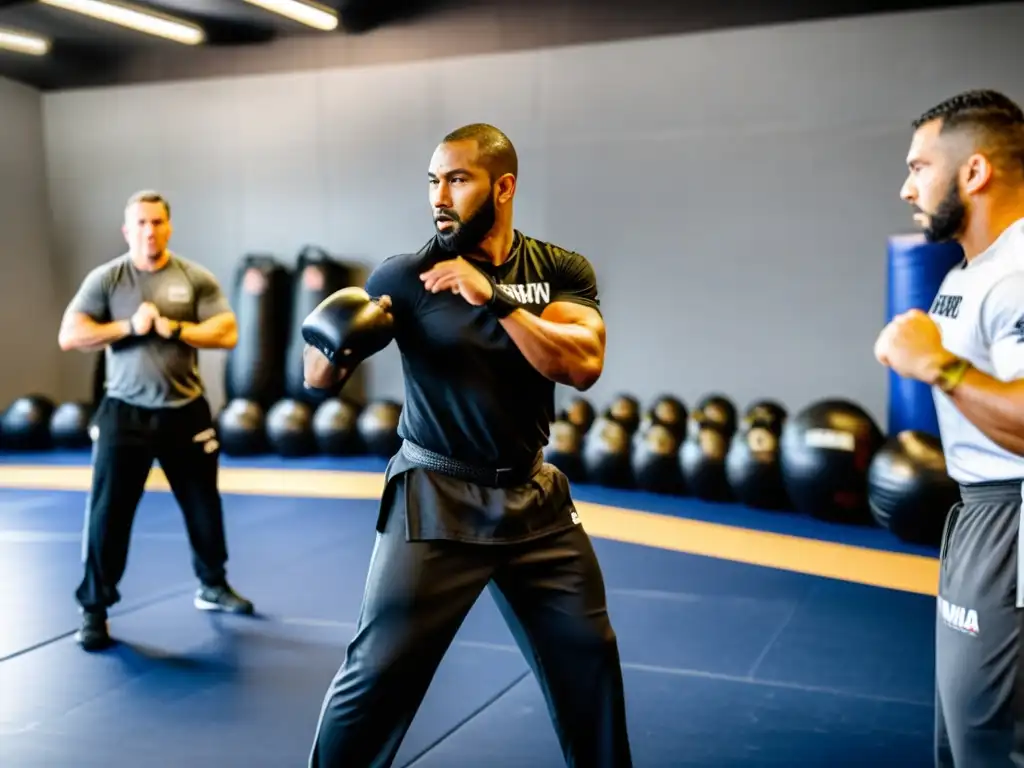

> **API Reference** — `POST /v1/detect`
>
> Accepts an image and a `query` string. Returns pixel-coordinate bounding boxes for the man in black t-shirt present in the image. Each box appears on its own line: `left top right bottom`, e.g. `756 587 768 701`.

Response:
302 123 633 767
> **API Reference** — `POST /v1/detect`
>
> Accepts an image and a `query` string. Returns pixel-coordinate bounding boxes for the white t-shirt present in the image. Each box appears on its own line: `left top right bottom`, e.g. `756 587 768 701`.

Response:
929 216 1024 484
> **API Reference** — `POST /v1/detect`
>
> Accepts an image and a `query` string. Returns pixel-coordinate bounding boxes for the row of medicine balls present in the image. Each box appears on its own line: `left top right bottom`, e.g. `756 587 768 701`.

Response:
0 391 955 549
217 396 403 459
547 392 957 548
547 392 785 502
0 393 407 459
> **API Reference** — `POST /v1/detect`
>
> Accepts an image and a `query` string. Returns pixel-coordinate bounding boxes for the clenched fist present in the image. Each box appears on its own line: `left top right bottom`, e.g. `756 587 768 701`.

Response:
154 316 180 339
419 257 495 306
874 309 953 382
130 302 160 336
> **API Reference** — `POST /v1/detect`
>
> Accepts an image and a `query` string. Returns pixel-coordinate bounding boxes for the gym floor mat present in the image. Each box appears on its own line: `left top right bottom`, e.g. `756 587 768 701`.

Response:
0 453 938 766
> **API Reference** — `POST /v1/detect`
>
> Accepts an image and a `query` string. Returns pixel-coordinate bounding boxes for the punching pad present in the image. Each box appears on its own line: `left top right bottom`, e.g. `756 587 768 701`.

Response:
224 256 292 410
886 234 964 437
284 246 356 403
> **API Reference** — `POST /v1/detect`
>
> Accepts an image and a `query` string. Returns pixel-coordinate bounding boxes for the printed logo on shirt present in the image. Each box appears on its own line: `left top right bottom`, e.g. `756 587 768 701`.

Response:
930 294 963 319
166 283 192 304
939 596 980 636
495 282 551 305
1013 316 1024 344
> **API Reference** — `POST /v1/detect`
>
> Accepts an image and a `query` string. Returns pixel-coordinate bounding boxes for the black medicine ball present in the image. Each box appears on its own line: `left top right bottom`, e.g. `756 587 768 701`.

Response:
779 398 884 524
867 430 958 547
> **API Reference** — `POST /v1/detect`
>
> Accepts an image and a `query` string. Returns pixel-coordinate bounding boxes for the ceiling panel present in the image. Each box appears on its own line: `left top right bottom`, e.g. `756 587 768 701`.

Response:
0 0 1011 91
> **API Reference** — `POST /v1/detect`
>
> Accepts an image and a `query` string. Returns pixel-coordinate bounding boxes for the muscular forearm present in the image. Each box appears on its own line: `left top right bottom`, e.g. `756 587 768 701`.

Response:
944 369 1024 456
58 316 131 352
179 314 237 350
499 310 603 390
303 344 345 390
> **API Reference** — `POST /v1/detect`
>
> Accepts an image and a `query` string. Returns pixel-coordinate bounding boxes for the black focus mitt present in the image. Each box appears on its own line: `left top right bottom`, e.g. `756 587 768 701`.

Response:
301 287 395 368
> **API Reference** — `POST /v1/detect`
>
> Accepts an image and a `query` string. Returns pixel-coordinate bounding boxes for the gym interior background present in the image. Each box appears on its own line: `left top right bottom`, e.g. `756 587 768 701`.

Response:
2 1 1022 766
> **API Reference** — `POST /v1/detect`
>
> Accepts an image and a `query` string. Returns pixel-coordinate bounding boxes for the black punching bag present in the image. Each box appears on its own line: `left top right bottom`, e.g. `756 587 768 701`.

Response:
284 247 355 403
224 256 292 410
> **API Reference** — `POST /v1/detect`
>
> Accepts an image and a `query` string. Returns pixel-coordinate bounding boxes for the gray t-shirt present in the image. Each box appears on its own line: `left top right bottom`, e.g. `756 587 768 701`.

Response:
66 252 232 409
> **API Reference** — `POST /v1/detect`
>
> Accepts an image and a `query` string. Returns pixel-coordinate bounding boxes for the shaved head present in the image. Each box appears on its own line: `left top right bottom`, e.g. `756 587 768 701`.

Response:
427 123 520 254
441 123 518 183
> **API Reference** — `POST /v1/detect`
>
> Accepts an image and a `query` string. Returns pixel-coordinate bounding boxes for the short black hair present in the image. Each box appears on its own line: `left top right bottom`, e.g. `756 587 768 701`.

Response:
442 123 518 182
913 89 1024 176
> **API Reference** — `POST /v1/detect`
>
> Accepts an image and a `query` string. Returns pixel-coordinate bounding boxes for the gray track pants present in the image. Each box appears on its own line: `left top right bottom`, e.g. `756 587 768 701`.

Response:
935 479 1024 767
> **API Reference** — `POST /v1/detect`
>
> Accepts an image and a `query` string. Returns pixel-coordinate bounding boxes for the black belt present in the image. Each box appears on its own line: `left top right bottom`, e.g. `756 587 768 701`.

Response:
400 440 541 489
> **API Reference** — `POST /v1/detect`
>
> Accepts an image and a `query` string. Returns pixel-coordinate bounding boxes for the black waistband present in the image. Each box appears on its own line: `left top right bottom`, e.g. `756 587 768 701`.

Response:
959 479 1024 504
399 440 542 489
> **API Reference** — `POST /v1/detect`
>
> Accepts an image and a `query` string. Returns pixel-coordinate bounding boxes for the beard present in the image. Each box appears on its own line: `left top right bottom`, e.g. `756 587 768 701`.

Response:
920 176 967 243
434 193 497 254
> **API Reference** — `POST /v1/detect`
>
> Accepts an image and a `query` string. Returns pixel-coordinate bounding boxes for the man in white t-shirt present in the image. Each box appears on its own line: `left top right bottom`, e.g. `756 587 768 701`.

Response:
875 89 1024 767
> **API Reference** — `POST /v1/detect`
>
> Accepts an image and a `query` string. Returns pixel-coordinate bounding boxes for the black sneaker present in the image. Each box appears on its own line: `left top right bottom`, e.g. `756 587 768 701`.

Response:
194 583 254 615
75 610 113 652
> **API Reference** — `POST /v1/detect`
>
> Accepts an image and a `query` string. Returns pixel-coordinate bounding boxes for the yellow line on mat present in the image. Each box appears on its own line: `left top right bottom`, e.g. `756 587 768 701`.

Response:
0 465 939 598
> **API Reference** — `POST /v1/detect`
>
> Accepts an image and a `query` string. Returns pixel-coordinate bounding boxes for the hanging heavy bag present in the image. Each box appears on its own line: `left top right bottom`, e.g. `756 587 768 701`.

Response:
284 246 356 403
224 255 292 410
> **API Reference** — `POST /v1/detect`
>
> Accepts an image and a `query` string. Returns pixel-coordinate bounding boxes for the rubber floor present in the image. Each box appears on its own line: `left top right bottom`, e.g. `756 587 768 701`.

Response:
0 454 937 767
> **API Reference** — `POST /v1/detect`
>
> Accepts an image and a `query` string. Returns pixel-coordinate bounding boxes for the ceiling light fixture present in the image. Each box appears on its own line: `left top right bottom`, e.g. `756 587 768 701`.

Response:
39 0 205 45
0 27 51 56
242 0 339 31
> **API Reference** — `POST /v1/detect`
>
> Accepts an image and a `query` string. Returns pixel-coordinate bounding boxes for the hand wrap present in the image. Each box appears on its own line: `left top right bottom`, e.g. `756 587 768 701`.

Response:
486 279 523 318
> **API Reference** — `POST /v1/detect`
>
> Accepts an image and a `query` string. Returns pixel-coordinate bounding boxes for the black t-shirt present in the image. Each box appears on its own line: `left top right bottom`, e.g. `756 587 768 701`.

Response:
364 229 601 470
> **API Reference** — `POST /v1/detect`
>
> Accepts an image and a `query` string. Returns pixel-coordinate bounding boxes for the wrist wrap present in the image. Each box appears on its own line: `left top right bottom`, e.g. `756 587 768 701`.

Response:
486 279 522 318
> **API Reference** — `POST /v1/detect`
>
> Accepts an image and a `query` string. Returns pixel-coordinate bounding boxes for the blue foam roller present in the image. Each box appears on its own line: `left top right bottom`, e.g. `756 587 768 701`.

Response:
885 234 964 437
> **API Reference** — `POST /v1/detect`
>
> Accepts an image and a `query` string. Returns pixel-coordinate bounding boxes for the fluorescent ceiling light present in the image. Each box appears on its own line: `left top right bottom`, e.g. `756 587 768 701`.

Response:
242 0 339 31
0 27 51 56
40 0 205 45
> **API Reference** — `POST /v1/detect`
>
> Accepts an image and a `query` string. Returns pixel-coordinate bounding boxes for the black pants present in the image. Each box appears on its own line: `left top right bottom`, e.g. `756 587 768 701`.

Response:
309 473 633 768
75 395 229 614
934 479 1024 767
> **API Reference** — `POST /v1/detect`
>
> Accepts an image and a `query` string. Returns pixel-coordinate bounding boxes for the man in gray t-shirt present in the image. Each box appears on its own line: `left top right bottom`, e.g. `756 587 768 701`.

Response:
58 190 254 652
66 245 231 410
